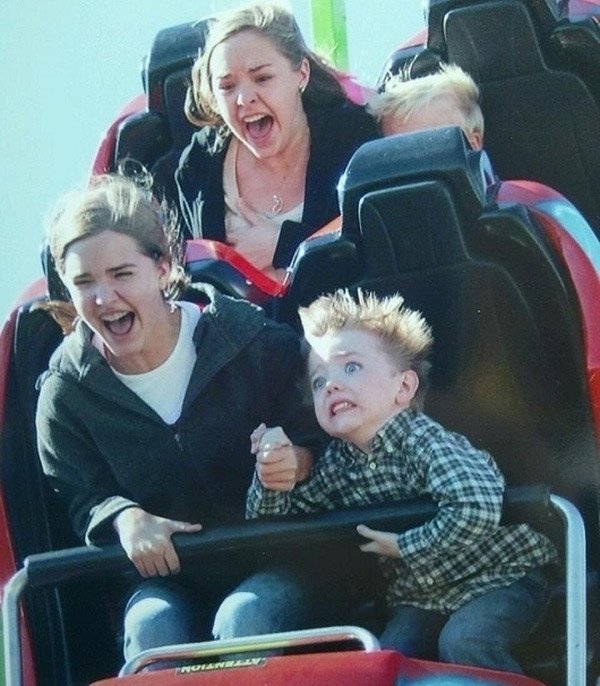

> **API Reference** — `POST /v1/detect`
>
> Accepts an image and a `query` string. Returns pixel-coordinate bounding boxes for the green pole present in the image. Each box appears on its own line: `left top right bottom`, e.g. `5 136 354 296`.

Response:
310 0 349 70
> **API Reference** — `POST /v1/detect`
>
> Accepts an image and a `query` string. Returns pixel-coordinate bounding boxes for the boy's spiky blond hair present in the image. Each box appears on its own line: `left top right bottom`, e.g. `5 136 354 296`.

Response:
299 288 433 410
368 63 484 143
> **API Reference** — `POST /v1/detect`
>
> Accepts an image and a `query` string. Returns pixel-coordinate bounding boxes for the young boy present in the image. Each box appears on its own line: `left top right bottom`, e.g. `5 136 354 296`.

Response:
367 63 484 150
246 288 557 674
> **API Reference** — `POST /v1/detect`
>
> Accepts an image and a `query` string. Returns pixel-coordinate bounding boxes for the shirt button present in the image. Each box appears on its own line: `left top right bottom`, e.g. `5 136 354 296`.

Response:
425 576 435 586
369 462 377 470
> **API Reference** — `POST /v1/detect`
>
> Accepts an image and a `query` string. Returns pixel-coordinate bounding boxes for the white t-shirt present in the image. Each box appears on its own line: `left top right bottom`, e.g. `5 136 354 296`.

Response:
112 301 201 425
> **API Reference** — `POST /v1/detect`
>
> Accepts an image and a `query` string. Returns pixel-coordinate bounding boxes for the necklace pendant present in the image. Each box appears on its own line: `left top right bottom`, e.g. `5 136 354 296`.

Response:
271 194 283 215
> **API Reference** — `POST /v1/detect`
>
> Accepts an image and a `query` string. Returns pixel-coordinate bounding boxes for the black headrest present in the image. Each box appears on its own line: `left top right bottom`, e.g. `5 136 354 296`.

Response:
162 70 198 150
339 127 486 241
378 47 442 87
145 20 212 111
141 19 213 155
420 0 600 235
115 111 172 172
444 1 546 81
426 0 559 57
113 19 213 194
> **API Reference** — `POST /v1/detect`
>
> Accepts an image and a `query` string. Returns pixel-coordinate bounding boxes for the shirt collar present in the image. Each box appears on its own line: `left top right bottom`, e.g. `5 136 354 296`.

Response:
372 408 417 454
337 408 418 460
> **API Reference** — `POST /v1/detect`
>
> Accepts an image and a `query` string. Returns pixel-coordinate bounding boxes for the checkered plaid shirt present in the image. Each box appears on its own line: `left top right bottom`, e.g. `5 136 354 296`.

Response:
246 409 557 612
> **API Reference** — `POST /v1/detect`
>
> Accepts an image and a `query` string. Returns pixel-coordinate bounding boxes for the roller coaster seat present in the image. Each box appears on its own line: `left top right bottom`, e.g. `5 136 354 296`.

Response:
380 0 600 238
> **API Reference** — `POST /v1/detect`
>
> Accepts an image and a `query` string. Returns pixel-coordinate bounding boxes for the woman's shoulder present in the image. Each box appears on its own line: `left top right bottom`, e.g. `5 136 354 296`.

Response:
178 127 225 165
175 127 228 197
38 325 99 388
303 100 380 188
186 287 300 362
36 332 84 406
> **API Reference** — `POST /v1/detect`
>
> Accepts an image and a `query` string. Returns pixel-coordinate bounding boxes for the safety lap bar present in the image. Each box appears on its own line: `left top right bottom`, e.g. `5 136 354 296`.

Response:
1 487 586 685
3 486 552 588
120 625 379 676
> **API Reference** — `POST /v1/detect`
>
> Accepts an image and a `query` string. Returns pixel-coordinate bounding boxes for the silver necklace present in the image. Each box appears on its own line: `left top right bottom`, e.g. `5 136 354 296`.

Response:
271 193 284 215
268 156 303 215
269 149 307 215
234 136 308 216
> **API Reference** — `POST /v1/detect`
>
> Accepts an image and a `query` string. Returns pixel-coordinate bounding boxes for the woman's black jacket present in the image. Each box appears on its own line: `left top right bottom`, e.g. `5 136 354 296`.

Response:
36 286 324 545
175 100 380 267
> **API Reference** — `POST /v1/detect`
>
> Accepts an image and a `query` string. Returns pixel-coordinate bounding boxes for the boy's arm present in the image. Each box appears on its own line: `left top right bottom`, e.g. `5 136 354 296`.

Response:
246 439 337 519
396 437 504 584
246 470 293 518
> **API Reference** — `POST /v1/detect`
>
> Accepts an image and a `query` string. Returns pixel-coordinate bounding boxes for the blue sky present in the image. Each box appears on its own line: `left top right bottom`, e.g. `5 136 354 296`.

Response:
0 0 423 319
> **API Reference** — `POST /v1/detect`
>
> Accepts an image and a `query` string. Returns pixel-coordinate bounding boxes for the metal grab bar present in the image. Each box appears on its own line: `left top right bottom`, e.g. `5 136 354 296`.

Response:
119 625 380 676
550 495 587 686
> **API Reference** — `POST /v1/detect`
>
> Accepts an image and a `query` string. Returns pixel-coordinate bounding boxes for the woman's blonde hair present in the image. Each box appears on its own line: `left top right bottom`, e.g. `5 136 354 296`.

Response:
186 2 345 137
369 63 484 143
299 288 433 410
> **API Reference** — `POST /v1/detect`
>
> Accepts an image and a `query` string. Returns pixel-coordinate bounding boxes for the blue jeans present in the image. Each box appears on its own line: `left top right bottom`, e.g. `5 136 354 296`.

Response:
123 563 336 663
379 570 550 673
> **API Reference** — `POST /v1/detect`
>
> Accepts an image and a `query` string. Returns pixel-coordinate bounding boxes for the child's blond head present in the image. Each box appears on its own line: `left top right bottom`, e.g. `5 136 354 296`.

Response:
369 63 484 149
299 288 433 410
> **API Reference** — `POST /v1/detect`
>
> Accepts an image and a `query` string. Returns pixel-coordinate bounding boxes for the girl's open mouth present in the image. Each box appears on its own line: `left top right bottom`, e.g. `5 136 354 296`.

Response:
102 312 134 336
245 114 273 142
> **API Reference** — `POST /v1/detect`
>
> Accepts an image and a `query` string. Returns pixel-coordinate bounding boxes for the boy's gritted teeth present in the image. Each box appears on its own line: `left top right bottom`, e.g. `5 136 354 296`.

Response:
330 400 355 417
101 311 135 336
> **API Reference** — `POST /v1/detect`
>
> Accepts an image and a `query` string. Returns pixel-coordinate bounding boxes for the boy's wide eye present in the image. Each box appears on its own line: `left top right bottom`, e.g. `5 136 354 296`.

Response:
311 376 326 392
345 361 361 374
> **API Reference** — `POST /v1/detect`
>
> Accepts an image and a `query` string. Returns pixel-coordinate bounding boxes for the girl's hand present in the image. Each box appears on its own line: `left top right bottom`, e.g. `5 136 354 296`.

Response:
252 426 306 491
250 423 268 454
356 524 401 559
114 507 203 577
252 425 314 490
256 426 294 491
